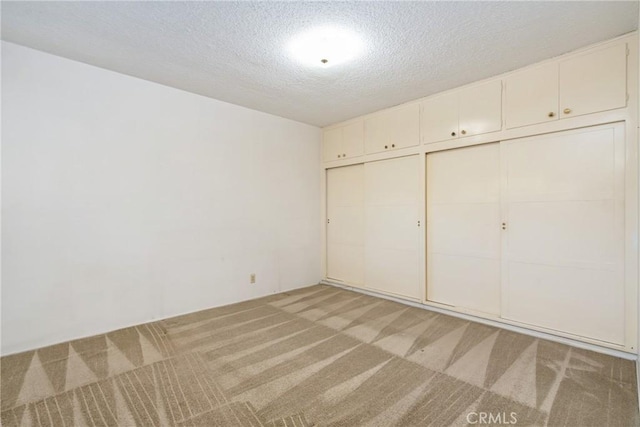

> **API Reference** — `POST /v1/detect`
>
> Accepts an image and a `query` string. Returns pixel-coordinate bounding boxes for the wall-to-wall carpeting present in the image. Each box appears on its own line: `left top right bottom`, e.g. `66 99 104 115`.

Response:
1 285 638 426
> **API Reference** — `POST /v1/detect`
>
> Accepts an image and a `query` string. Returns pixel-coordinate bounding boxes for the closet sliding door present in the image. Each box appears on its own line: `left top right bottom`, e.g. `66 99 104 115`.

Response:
502 124 625 344
364 155 421 299
426 143 501 315
326 165 365 286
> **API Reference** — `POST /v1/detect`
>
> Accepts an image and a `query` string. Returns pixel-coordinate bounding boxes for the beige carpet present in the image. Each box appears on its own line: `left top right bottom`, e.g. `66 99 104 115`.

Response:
1 284 638 426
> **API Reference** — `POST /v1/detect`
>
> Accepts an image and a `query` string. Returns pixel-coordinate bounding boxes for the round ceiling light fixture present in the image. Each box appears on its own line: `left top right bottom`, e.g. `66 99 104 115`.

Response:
288 27 363 68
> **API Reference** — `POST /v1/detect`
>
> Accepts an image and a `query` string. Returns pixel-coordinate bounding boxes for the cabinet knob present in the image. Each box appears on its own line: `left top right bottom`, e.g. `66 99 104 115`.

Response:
391 144 395 148
337 154 341 158
563 108 572 114
461 130 466 135
548 112 555 117
384 145 388 149
501 222 507 230
451 131 456 137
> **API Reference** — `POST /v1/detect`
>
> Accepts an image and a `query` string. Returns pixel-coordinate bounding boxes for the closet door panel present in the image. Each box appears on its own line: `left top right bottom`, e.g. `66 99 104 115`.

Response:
365 205 419 251
506 127 615 202
430 254 501 315
364 156 421 299
327 164 365 206
327 244 365 286
365 157 420 206
508 201 618 267
327 206 365 246
502 125 625 344
426 143 501 315
426 143 500 203
326 165 365 286
506 263 623 344
366 246 420 299
429 203 500 257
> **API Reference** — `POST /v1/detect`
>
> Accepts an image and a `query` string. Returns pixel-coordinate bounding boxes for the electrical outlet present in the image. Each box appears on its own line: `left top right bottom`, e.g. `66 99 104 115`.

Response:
250 274 256 284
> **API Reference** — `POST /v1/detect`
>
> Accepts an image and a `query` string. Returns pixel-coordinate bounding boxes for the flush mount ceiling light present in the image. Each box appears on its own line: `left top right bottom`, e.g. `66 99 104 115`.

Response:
288 27 363 68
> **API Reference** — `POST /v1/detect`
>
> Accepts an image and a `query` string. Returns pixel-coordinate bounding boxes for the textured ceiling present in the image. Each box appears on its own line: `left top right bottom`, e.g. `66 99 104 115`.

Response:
2 1 638 127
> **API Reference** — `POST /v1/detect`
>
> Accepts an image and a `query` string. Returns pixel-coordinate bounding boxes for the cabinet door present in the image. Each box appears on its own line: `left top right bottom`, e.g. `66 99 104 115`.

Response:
459 80 502 137
502 125 625 344
323 127 342 162
559 43 627 118
364 114 388 154
421 92 459 144
342 121 364 159
364 156 421 299
327 165 365 286
505 63 559 129
387 104 420 150
427 143 501 315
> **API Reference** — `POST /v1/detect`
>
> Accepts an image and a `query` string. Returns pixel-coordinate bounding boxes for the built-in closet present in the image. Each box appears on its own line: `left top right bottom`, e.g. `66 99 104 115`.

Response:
321 33 638 353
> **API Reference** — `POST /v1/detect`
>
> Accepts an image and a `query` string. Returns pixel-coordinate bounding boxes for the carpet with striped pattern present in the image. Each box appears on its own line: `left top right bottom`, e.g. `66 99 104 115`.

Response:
1 284 638 426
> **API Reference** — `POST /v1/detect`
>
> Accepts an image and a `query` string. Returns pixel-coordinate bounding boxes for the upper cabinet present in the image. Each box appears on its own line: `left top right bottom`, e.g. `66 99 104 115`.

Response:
323 121 364 162
506 43 627 129
505 63 559 129
421 91 458 144
559 43 627 118
364 104 420 154
459 80 503 137
324 38 631 154
421 80 502 144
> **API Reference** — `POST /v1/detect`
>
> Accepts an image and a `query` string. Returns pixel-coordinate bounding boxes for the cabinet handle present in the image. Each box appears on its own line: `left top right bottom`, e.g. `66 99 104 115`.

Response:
451 131 456 137
461 130 467 135
391 144 395 148
501 222 507 230
563 108 572 114
548 112 555 117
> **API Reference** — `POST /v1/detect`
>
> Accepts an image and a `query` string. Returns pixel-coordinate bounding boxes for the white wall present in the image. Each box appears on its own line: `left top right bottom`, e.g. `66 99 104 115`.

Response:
1 42 322 355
